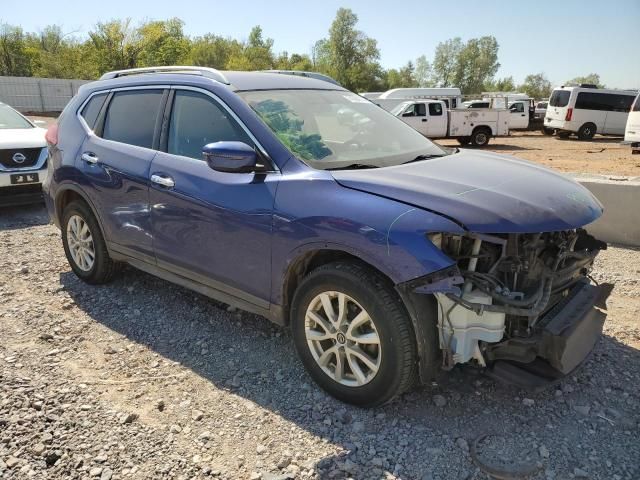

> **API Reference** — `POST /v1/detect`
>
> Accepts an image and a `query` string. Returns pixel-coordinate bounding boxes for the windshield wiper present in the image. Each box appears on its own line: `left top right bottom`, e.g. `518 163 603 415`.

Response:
326 163 378 171
402 153 447 164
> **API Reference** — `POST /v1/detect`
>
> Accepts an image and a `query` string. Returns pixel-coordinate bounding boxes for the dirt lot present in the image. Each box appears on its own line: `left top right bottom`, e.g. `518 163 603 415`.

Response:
27 115 640 177
438 131 640 177
1 200 639 480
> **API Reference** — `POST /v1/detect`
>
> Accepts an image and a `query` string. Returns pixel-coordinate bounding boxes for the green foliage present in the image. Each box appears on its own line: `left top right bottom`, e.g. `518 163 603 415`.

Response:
432 36 500 94
484 76 516 92
566 73 604 88
519 73 552 99
252 99 331 160
0 23 33 76
4 9 571 102
314 8 383 91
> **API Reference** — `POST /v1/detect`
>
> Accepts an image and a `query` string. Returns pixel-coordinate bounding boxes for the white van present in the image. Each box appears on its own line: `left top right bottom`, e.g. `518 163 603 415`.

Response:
544 86 637 139
624 93 640 154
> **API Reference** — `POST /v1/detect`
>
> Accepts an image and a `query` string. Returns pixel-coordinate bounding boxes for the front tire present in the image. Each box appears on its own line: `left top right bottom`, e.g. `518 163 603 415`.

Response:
62 201 118 284
291 262 417 407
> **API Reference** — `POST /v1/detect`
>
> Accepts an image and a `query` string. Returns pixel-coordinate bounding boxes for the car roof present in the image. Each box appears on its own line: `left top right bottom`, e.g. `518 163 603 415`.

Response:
82 71 346 94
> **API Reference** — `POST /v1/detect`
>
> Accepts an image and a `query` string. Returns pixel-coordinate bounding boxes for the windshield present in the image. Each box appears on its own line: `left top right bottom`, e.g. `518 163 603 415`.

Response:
0 104 33 129
390 101 411 116
549 90 571 107
238 90 447 169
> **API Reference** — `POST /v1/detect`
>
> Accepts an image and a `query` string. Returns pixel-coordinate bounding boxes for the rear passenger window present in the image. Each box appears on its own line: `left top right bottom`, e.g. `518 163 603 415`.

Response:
103 90 164 149
168 90 252 160
428 103 443 116
80 93 108 130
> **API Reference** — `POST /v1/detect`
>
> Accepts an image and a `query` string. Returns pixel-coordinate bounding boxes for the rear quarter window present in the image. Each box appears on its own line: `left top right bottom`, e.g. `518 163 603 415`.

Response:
549 90 570 107
80 93 108 130
634 95 640 112
102 90 164 149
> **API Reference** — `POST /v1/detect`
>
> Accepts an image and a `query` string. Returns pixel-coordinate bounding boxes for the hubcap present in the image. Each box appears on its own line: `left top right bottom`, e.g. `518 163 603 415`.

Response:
66 215 95 272
304 291 382 387
476 133 487 144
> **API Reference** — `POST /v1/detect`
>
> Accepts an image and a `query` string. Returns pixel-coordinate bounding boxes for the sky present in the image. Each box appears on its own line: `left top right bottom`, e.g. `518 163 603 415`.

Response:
4 0 640 89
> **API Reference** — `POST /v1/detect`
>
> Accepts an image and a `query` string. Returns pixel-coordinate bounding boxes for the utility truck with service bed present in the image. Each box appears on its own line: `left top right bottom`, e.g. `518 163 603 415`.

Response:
392 99 509 146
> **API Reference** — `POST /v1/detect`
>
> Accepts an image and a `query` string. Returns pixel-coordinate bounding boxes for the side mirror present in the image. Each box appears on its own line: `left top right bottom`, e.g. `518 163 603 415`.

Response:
202 141 257 173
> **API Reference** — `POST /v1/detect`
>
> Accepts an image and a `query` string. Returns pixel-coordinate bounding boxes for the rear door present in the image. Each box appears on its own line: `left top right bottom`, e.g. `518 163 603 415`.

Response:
545 89 572 129
78 88 166 263
149 87 277 307
426 102 447 137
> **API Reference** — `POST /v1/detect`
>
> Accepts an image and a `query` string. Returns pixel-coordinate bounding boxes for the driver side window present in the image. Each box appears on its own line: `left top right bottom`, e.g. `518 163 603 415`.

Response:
168 90 253 160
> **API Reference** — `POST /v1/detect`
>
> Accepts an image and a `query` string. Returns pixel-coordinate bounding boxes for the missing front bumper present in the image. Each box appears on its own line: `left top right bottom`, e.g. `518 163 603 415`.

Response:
486 281 612 389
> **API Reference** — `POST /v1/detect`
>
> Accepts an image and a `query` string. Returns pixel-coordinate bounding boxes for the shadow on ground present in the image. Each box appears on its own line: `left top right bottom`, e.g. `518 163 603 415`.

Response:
0 203 50 231
58 263 640 479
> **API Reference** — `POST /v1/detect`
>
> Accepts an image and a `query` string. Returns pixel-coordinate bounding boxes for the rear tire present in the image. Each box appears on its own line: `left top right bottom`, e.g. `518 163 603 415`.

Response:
470 127 491 147
290 261 417 407
62 201 118 284
541 127 554 136
577 123 596 140
557 131 571 139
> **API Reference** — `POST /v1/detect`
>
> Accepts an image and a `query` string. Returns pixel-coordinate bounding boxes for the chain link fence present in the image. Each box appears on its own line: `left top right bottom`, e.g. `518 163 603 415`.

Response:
0 76 90 113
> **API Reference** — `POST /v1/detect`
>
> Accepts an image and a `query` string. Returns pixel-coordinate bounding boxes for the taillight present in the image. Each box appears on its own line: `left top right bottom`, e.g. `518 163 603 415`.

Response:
565 108 573 122
45 123 58 145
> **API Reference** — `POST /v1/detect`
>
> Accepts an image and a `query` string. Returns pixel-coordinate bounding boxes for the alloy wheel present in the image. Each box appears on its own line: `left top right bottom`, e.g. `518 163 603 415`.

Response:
304 291 382 387
66 214 95 272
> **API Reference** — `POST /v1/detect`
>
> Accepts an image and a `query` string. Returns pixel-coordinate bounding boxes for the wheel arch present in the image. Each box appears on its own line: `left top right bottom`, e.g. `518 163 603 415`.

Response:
55 185 108 245
281 246 440 384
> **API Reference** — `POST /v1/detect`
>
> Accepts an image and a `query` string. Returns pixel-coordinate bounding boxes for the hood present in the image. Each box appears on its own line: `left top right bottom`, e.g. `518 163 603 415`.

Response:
331 150 603 233
0 127 47 149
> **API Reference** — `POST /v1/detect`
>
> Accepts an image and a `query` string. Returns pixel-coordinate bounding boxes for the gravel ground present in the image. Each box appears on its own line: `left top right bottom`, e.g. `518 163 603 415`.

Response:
438 131 639 177
1 205 639 480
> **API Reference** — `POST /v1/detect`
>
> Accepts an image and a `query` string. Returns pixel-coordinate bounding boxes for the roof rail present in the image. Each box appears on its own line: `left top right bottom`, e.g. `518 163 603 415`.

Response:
99 66 230 85
261 70 341 86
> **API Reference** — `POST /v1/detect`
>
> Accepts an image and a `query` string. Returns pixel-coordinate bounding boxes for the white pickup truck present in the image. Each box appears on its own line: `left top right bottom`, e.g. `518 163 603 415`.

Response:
391 99 510 147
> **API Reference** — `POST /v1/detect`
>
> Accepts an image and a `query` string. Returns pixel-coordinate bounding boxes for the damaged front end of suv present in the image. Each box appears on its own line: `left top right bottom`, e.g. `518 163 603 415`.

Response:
418 229 611 388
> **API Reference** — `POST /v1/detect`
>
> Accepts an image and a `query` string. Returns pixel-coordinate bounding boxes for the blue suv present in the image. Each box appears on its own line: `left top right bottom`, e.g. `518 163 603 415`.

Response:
43 67 609 406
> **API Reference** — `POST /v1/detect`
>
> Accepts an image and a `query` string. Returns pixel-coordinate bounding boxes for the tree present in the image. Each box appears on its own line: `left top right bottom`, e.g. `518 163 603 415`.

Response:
414 55 435 87
189 34 241 69
520 73 552 99
226 26 275 70
316 8 382 91
0 23 33 76
485 76 516 92
566 73 604 88
432 36 500 93
432 37 463 87
137 18 190 67
87 19 141 75
385 61 417 89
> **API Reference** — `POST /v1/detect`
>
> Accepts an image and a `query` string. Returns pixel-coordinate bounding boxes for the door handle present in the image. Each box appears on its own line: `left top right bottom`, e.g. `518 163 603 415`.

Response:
151 174 175 188
81 152 99 165
422 118 428 122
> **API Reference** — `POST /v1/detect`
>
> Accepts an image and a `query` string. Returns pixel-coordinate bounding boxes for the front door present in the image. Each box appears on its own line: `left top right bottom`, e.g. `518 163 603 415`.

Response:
399 103 428 135
78 88 166 262
426 102 447 137
149 88 277 307
509 102 529 129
